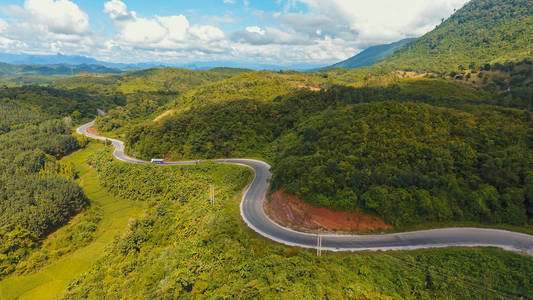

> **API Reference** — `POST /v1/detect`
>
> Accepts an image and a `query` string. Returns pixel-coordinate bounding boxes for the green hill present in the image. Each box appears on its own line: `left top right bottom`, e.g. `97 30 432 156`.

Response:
94 70 327 135
0 86 124 120
378 0 533 73
53 67 249 95
328 39 414 69
124 80 533 229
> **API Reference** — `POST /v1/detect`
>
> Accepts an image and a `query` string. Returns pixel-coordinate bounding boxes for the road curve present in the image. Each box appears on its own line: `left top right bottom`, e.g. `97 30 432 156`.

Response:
77 121 533 255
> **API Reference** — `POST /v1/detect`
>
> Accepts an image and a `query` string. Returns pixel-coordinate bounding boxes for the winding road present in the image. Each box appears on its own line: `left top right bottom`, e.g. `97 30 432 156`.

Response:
77 121 533 255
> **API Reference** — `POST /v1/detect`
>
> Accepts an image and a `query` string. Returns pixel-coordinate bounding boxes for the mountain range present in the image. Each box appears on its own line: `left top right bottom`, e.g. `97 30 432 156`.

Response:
0 62 124 77
0 53 325 75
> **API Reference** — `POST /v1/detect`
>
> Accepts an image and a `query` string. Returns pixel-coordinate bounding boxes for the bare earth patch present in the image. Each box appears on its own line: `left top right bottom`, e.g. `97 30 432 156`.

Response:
154 107 191 122
86 127 99 136
264 189 393 234
153 109 175 122
293 83 322 91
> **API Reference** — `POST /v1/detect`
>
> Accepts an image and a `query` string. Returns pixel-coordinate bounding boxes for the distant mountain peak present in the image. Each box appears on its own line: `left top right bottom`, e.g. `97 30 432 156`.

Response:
326 38 415 70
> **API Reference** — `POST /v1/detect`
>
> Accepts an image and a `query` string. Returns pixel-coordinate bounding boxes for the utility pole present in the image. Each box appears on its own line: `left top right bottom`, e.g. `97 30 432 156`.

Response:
210 184 215 206
317 230 322 257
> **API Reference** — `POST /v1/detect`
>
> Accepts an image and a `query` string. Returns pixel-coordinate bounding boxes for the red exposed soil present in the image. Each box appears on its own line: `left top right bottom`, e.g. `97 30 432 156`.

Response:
264 189 393 233
86 127 99 136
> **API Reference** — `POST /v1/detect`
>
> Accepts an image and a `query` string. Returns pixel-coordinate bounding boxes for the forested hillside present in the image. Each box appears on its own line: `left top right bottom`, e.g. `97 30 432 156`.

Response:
378 0 533 73
271 102 533 227
167 70 325 107
0 86 124 121
126 80 533 229
0 101 87 277
124 79 498 160
53 67 248 95
47 67 253 135
95 70 326 135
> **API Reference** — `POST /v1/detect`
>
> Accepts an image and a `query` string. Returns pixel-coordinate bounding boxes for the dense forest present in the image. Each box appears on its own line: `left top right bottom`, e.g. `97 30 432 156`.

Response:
60 149 533 299
271 102 533 226
0 101 87 277
123 77 489 160
379 0 533 72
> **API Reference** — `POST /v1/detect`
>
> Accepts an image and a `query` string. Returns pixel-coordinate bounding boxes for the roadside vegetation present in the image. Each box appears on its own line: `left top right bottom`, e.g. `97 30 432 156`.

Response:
0 142 144 300
61 149 533 299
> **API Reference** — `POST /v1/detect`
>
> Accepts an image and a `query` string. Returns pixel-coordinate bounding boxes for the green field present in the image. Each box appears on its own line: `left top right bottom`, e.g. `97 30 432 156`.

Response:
0 142 145 300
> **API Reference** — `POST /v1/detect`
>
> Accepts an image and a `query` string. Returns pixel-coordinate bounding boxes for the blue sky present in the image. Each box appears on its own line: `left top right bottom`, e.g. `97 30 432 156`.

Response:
0 0 469 65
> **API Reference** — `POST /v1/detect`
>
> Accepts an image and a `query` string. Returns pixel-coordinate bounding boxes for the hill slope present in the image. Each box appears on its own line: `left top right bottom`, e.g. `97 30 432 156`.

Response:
378 0 533 73
329 39 414 69
124 80 533 229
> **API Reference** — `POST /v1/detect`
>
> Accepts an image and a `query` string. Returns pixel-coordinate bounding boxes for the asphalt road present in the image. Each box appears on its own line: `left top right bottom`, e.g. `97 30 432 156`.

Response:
77 121 533 255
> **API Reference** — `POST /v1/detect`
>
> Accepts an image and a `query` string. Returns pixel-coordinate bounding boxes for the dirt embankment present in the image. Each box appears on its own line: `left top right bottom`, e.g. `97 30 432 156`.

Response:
87 127 99 136
264 189 393 234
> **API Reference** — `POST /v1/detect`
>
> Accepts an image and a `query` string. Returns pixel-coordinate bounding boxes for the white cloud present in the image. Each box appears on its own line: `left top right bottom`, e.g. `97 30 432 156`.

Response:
0 0 470 66
104 0 134 21
0 18 20 50
24 0 91 35
157 15 190 41
104 0 225 48
0 18 7 32
245 26 265 35
0 0 100 54
293 0 468 45
226 0 470 64
189 25 225 41
118 18 167 44
234 25 311 46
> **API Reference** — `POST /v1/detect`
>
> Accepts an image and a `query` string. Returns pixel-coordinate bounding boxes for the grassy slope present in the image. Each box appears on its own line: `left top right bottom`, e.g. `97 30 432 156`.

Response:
0 142 145 300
